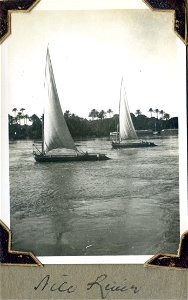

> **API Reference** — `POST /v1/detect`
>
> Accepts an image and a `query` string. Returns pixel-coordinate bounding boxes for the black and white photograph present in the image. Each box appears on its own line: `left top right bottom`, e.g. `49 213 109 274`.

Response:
1 0 187 261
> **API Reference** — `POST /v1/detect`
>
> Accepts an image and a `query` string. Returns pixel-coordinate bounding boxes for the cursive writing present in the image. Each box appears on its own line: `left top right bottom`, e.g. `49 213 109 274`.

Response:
87 274 141 299
34 274 77 294
34 273 141 299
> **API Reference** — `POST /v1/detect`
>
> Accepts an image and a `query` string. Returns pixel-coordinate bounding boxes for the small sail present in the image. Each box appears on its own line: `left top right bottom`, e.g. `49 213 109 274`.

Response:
119 78 138 140
43 48 77 152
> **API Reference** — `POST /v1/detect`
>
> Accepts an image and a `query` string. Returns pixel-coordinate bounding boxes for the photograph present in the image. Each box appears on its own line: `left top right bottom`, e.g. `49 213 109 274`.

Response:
1 2 186 260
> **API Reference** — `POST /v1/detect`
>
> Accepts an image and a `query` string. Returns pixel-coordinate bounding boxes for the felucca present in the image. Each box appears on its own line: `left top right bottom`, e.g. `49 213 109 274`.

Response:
112 78 157 148
33 48 110 162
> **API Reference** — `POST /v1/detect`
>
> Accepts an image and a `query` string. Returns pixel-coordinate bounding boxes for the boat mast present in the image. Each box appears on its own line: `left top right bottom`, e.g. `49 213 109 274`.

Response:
41 46 48 155
119 77 123 143
116 123 119 142
42 114 44 154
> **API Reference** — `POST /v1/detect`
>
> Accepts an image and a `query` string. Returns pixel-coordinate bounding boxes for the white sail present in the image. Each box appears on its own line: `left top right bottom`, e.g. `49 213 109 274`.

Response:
119 78 138 141
43 48 77 152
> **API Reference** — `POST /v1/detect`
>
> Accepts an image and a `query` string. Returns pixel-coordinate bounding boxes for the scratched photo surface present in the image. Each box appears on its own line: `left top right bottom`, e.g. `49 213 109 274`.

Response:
6 9 180 256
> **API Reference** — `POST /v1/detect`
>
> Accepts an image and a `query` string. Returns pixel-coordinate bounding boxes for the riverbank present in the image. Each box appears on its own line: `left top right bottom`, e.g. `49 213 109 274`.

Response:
9 114 178 140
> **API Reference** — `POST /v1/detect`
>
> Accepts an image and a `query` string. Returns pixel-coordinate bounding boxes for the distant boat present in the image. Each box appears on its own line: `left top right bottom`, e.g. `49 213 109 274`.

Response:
112 78 157 149
33 48 110 162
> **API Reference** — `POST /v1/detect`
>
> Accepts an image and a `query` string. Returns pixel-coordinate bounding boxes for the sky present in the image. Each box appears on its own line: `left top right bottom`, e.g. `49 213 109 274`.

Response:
3 7 182 119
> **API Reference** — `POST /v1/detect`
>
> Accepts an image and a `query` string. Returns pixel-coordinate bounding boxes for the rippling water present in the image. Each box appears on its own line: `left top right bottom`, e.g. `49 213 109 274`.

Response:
10 136 179 256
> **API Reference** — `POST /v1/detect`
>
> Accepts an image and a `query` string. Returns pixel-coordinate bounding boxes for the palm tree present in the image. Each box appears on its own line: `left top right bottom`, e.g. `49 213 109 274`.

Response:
135 109 141 116
17 112 22 124
64 110 71 119
148 108 153 118
107 109 113 118
18 108 25 125
88 109 99 120
24 114 29 125
164 113 170 120
159 110 164 119
98 110 106 120
154 109 159 119
12 108 18 123
12 108 17 117
20 108 25 115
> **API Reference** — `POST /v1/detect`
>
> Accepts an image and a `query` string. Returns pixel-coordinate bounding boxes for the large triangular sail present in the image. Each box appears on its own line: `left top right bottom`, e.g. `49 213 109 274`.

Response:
119 78 138 141
43 48 77 152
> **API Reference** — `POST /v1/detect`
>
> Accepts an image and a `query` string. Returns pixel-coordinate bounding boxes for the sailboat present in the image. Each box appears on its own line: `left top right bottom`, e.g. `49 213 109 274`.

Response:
112 78 157 149
33 48 110 162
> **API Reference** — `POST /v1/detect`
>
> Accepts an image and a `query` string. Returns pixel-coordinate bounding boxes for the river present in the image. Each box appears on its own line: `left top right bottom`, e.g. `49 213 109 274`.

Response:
10 136 179 256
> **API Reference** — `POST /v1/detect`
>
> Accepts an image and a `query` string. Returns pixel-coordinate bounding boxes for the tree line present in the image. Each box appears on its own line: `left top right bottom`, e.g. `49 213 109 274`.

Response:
8 107 178 140
88 108 170 121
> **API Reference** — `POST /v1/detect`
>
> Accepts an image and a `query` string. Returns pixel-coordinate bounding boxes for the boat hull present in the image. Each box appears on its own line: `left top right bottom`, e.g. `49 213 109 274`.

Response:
112 141 157 148
34 153 110 162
